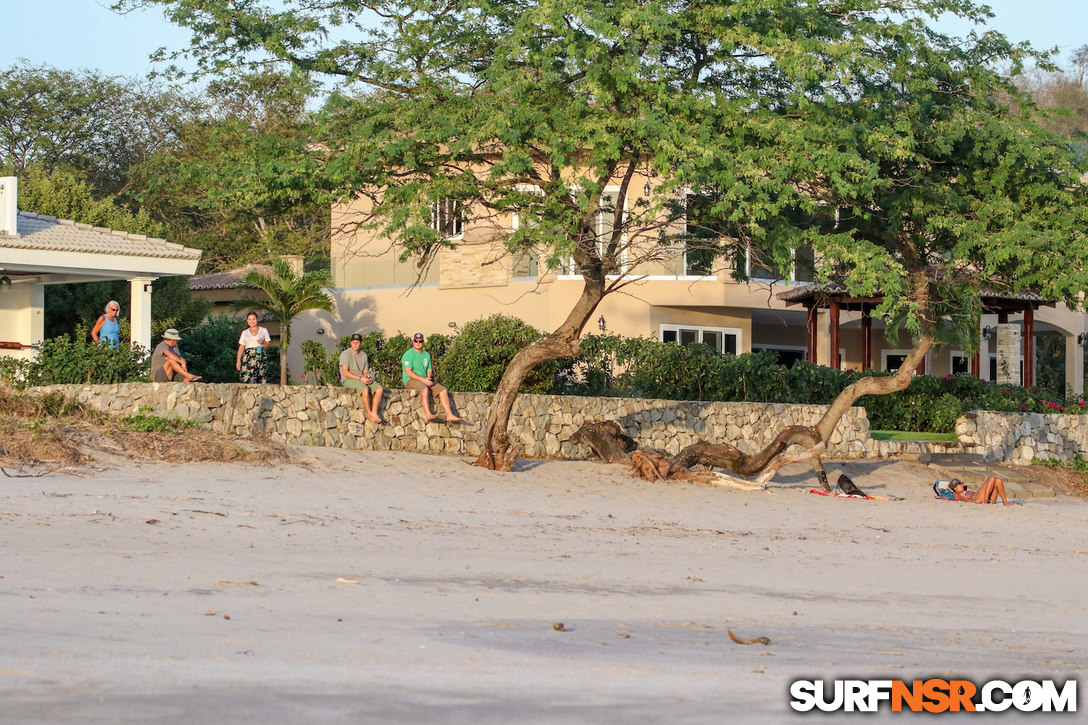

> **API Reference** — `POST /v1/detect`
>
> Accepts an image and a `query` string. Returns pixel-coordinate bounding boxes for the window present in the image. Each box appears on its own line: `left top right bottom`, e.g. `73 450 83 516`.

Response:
683 237 718 277
740 244 815 283
511 186 541 279
950 351 969 375
882 349 924 375
752 345 807 367
560 189 626 276
432 198 463 238
660 324 740 355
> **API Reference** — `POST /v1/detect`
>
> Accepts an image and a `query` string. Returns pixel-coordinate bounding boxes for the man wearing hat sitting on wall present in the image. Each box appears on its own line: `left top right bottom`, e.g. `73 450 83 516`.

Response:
150 329 201 383
340 333 384 424
401 332 461 422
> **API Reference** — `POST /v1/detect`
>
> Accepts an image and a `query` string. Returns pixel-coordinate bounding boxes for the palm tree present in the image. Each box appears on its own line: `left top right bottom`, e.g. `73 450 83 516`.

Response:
233 258 336 385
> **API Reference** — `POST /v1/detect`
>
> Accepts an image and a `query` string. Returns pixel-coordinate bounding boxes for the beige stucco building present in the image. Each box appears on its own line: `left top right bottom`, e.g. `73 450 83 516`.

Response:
293 178 1088 393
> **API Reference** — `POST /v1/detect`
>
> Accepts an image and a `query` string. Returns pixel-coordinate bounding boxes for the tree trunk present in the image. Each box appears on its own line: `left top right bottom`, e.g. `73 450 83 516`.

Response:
572 335 935 489
280 324 290 387
670 334 935 487
475 278 606 470
569 420 638 463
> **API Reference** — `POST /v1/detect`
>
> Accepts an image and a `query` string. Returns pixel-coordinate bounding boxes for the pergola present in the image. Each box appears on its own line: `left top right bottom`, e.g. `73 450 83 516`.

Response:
777 282 1054 386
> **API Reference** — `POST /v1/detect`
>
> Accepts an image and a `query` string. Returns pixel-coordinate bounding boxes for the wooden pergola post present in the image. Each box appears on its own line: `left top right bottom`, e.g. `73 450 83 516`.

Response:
829 300 841 370
807 304 818 363
1024 308 1034 388
861 304 872 371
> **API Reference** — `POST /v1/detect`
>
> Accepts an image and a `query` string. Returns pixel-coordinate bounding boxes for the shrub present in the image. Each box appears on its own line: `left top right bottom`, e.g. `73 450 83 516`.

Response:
440 315 554 393
300 339 341 385
2 328 149 386
180 316 279 384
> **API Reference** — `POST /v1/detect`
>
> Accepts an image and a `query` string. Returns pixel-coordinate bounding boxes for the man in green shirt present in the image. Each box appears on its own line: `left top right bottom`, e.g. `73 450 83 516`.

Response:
401 332 461 422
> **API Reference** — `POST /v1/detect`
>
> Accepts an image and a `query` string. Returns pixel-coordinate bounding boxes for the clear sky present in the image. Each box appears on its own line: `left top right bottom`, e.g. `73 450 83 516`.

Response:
0 0 1085 80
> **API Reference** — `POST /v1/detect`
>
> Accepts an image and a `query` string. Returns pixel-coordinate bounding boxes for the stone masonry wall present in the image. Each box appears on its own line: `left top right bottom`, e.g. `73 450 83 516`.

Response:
38 383 871 460
956 410 1088 465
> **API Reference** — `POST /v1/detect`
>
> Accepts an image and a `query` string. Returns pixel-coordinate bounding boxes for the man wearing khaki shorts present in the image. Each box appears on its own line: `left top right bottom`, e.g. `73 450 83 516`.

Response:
340 333 383 423
401 332 461 422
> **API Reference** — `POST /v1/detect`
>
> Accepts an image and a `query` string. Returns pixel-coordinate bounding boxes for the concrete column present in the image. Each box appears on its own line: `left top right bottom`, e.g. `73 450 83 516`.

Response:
996 322 1021 385
129 277 157 352
29 282 44 348
1066 333 1085 395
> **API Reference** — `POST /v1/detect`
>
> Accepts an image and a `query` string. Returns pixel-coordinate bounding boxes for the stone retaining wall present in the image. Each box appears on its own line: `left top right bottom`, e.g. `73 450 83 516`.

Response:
956 410 1088 465
36 383 1087 463
38 383 871 459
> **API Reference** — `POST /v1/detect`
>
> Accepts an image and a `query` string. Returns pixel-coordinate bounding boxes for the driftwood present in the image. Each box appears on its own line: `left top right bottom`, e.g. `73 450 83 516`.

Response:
569 421 638 464
572 420 830 490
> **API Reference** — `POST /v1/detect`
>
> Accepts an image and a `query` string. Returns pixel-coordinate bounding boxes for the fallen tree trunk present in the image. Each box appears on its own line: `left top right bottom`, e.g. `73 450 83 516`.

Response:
569 420 638 463
572 420 829 490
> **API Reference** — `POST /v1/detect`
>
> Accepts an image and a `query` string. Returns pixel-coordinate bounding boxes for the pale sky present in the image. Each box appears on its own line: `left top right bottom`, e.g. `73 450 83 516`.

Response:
0 0 1085 80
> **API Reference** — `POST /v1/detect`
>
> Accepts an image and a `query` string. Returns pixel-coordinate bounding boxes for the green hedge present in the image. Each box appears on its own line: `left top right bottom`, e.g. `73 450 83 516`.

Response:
9 314 1085 434
0 328 149 385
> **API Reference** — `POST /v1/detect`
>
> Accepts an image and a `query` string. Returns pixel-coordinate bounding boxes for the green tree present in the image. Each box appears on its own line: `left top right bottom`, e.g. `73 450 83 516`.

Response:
0 61 196 194
232 258 336 385
125 0 1088 480
129 70 328 272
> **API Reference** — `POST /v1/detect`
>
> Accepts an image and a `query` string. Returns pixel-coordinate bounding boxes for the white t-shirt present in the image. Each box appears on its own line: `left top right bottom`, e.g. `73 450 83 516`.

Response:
239 327 271 349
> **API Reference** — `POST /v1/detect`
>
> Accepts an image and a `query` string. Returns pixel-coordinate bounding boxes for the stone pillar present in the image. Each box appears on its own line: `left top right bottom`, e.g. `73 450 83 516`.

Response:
1066 333 1085 396
129 277 157 352
995 322 1021 385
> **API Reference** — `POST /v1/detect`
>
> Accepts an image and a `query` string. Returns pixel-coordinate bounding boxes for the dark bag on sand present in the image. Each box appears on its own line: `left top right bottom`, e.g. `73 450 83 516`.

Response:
837 473 867 497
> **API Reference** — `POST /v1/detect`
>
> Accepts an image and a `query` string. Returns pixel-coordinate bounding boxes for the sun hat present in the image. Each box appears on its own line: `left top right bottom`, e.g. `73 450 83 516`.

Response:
163 328 181 341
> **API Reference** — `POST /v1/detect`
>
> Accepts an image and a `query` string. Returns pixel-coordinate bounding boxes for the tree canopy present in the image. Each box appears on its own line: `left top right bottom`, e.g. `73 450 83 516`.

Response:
114 0 1088 472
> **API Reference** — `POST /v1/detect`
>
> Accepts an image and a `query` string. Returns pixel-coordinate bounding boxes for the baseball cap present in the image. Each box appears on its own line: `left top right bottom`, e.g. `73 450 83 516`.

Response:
350 333 363 342
163 328 181 341
412 333 425 341
948 478 964 491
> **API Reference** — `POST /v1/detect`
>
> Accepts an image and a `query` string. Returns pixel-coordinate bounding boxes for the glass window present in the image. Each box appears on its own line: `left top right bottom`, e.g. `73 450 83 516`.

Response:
659 324 741 355
432 198 463 238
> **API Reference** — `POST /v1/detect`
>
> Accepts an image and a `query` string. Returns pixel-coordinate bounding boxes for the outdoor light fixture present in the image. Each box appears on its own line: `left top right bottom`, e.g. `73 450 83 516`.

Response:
982 326 996 340
316 328 325 335
448 321 458 329
1078 333 1088 348
0 274 10 289
643 181 651 197
598 315 606 332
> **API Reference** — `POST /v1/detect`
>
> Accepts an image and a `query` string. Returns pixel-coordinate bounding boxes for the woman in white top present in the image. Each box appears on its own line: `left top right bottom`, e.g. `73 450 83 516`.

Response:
236 311 272 384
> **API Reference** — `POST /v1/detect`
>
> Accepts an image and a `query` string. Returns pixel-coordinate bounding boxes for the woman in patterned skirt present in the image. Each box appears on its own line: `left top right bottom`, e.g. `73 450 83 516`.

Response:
235 311 271 384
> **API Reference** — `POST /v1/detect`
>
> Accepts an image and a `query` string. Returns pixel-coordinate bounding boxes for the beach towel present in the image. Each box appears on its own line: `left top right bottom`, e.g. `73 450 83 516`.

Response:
808 488 892 501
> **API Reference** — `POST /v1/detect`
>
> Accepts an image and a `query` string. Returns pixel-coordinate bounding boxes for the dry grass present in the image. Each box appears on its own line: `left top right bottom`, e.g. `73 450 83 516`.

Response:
0 384 290 474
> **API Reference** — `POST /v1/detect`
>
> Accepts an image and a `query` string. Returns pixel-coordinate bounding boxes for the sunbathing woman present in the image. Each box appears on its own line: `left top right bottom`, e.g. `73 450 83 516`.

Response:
948 477 1013 505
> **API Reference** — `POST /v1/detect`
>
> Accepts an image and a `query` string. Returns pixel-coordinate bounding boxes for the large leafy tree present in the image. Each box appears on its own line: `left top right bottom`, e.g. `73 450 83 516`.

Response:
124 0 1088 477
130 70 329 271
233 258 337 385
0 61 195 194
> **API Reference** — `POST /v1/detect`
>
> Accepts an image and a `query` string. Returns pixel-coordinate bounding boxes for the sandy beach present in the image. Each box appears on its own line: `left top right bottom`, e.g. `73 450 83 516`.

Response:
1 448 1085 723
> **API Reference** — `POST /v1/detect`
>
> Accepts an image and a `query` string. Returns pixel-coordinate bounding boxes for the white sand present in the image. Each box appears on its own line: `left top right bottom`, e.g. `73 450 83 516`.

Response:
1 449 1085 723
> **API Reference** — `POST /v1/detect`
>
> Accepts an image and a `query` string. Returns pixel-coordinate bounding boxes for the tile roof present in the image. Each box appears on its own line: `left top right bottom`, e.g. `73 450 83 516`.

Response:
1 211 201 261
188 264 274 290
777 281 1052 304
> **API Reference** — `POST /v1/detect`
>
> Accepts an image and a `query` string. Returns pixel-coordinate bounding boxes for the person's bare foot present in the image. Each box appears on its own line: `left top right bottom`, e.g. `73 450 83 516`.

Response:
426 413 438 421
445 415 463 423
186 375 202 382
368 414 382 424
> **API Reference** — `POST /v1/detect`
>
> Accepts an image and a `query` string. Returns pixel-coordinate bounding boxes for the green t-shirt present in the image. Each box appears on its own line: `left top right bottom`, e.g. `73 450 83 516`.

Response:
401 347 432 384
